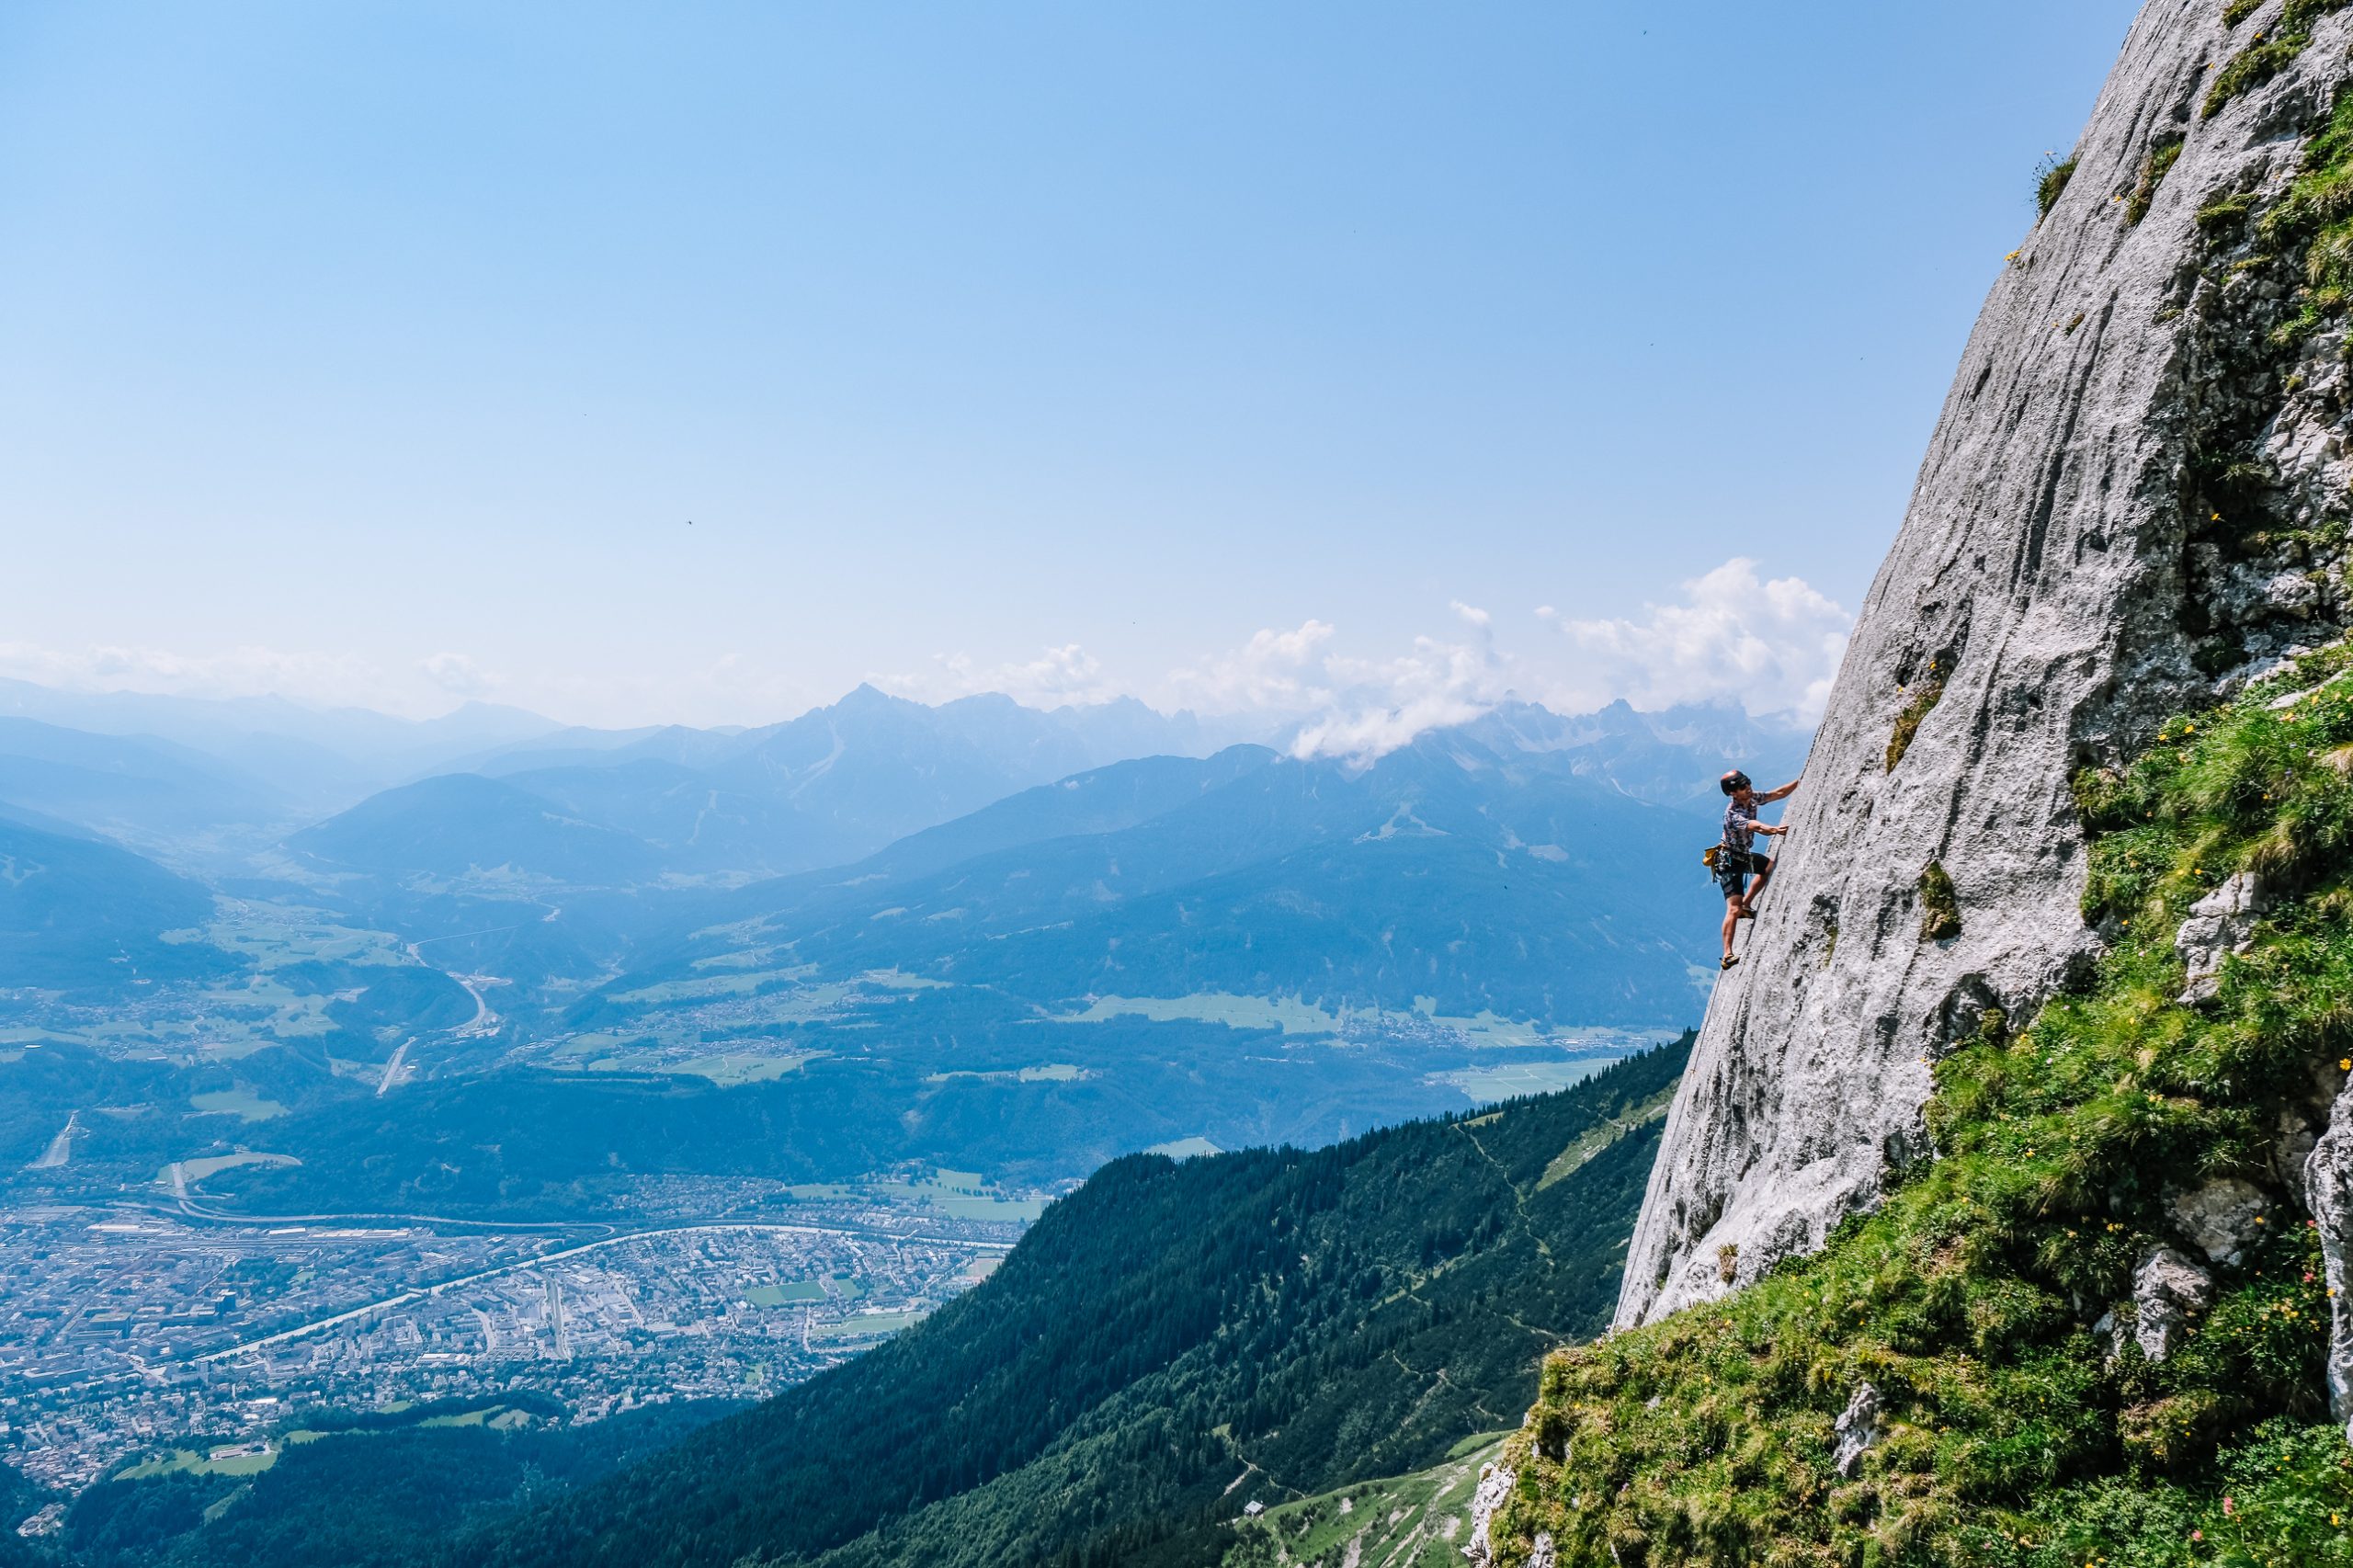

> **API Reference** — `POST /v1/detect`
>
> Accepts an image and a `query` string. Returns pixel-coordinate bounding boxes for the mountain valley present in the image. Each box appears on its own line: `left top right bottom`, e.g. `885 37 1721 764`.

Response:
0 680 1779 1519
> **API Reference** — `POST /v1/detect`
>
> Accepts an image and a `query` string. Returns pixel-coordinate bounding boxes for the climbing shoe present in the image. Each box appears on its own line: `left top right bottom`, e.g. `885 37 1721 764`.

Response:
1720 955 1740 971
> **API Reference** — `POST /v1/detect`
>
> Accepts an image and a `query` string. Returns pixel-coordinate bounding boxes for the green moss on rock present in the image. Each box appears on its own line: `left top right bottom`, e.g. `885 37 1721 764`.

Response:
2205 1 2351 119
2197 189 2260 234
1917 860 1961 941
2127 137 2185 226
1886 673 1948 772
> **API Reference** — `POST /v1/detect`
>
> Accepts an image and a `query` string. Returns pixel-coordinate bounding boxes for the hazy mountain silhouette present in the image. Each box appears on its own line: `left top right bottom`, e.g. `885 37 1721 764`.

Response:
0 717 292 858
606 726 1727 1026
0 817 244 991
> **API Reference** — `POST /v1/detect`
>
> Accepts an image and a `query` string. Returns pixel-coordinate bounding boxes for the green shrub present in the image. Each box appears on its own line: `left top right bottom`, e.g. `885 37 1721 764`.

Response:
1918 861 1961 940
2198 190 2260 234
2036 154 2079 219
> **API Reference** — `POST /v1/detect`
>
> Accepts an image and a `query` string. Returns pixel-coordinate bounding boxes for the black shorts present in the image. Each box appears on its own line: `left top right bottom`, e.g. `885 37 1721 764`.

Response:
1715 849 1771 899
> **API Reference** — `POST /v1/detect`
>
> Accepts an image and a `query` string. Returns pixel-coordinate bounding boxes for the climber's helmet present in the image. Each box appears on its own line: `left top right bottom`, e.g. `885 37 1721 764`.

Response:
1720 770 1752 797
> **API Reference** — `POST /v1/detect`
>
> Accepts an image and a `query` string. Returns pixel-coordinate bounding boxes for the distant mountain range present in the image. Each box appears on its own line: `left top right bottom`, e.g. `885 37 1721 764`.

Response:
0 718 294 862
0 677 1804 1211
594 726 1736 1027
460 686 1240 878
0 680 1811 1027
0 678 564 818
254 689 1803 1026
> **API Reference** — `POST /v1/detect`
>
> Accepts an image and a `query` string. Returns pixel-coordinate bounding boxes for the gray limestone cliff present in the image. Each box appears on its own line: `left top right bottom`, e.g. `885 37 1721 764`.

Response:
1619 0 2353 1329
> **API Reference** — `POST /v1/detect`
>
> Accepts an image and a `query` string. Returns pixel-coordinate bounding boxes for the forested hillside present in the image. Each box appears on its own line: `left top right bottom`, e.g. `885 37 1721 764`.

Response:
51 1399 733 1568
443 1038 1688 1568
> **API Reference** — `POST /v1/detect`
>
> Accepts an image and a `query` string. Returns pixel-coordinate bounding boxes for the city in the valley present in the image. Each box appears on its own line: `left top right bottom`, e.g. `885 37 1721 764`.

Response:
0 1191 1019 1492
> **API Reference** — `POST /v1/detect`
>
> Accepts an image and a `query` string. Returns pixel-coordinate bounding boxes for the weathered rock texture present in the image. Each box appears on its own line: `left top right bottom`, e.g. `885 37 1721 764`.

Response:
1461 1462 1515 1568
1619 0 2353 1328
2175 869 2268 1003
2169 1176 2271 1265
1831 1382 1883 1479
2313 1083 2353 1439
2131 1244 2215 1361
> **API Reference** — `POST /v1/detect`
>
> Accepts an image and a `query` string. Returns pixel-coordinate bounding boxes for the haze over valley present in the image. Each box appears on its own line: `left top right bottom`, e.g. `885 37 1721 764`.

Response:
0 672 1799 1494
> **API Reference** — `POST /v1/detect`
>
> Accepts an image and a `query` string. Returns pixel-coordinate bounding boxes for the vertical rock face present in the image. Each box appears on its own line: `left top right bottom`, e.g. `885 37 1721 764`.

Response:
2311 1080 2353 1435
1619 0 2353 1328
1461 1463 1516 1568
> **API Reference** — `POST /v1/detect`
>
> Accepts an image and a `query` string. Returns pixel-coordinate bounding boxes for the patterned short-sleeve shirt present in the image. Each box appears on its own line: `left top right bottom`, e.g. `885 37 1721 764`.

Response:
1722 797 1759 854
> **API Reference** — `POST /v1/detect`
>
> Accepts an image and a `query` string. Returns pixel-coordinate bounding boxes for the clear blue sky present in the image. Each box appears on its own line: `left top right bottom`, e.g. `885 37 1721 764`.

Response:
0 1 2145 728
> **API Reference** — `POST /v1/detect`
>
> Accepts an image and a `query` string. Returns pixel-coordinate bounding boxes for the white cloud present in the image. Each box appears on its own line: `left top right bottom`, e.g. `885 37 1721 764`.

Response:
879 643 1127 709
1290 604 1515 764
1170 566 1847 763
0 640 412 711
1554 559 1850 721
1163 619 1337 713
1155 605 1513 765
0 561 1851 742
419 651 496 699
1286 638 1504 763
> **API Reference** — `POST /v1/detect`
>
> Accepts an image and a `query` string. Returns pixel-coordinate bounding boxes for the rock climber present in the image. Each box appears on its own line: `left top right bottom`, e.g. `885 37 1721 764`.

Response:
1717 768 1798 971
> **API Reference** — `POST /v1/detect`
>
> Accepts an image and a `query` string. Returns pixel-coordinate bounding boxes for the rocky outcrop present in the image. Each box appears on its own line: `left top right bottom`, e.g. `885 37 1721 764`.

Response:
2169 1176 2271 1266
1831 1382 1883 1478
1461 1462 1514 1567
2175 870 2268 1004
2309 1080 2353 1437
2132 1245 2215 1361
1618 0 2353 1328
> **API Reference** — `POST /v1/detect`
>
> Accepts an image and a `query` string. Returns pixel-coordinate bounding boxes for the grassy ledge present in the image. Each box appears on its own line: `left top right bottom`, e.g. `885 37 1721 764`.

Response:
1495 642 2353 1568
2256 84 2353 347
2130 138 2187 227
2205 1 2351 120
2037 155 2079 221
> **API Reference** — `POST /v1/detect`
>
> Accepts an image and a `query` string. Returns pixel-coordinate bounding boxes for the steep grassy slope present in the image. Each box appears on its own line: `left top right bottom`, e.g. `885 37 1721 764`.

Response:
1224 1434 1512 1568
1482 649 2353 1565
449 1040 1688 1568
